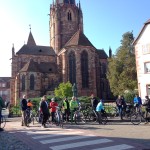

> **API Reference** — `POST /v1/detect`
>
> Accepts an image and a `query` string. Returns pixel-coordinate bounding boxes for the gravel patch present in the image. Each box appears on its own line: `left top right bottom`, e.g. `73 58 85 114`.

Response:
0 131 31 150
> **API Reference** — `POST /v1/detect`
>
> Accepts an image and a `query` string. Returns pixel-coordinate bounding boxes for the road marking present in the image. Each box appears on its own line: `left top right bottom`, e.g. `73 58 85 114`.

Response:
26 129 73 135
40 134 95 144
92 144 134 150
32 131 83 139
50 138 112 150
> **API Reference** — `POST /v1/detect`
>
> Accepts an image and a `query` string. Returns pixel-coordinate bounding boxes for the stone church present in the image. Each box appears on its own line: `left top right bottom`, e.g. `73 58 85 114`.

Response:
10 0 111 104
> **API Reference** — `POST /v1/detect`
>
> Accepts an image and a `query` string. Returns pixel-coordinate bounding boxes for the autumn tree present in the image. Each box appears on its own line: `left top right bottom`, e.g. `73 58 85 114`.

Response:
107 31 137 96
54 81 73 98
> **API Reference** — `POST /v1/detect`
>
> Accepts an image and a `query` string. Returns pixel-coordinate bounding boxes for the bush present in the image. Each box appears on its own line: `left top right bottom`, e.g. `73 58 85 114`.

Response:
124 91 135 104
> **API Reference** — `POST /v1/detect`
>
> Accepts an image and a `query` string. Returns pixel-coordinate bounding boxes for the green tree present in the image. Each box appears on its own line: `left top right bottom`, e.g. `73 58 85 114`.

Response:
107 31 137 96
54 82 73 98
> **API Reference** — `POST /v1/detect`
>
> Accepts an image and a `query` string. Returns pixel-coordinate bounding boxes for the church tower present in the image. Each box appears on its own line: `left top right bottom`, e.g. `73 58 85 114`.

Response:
49 0 83 54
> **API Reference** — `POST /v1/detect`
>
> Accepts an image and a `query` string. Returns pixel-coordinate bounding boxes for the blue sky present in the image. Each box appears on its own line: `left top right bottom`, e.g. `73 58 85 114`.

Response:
0 0 150 77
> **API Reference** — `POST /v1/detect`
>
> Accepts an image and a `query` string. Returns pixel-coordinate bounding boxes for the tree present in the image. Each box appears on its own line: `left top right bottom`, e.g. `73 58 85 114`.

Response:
107 31 137 96
54 82 73 98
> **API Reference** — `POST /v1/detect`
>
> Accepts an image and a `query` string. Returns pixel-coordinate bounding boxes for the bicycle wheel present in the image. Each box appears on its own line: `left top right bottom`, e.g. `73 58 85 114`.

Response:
130 113 142 125
101 113 108 125
54 112 60 126
0 115 6 129
75 112 86 125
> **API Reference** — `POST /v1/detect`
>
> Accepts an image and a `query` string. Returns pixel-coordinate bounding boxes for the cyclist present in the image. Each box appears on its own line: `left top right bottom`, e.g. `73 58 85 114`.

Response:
0 97 5 131
62 97 70 122
40 95 50 128
143 96 150 124
116 95 124 120
133 94 142 112
70 96 78 123
20 95 27 126
96 99 105 124
27 99 33 117
50 98 58 123
91 94 98 111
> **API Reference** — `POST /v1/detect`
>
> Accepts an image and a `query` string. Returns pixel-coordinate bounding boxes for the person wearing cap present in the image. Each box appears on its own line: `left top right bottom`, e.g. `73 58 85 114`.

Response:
70 96 78 123
62 97 70 122
20 95 27 126
40 95 50 128
50 98 58 123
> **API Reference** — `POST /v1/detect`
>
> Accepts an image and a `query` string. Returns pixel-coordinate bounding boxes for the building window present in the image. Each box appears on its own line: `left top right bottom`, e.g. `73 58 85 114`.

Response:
69 51 76 85
22 75 25 91
81 51 89 88
147 85 150 97
144 62 150 73
68 11 72 21
30 74 34 90
2 83 6 87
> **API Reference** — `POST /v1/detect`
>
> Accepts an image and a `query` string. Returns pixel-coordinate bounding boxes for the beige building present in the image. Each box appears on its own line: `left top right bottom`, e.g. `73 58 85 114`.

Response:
133 19 150 99
10 0 111 104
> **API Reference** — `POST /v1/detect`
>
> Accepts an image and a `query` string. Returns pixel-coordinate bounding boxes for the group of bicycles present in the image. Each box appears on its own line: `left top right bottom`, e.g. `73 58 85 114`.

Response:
23 104 108 128
1 103 149 130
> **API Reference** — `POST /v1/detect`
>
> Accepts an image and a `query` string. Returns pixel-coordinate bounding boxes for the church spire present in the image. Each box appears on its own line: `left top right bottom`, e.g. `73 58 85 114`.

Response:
109 46 112 58
12 43 15 57
27 25 36 46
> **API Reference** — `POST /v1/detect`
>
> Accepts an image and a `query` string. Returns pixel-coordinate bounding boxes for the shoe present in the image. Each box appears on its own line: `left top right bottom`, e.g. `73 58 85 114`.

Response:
144 122 148 124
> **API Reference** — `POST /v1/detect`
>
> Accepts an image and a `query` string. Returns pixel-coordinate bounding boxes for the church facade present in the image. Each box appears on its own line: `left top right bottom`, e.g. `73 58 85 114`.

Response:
10 0 111 104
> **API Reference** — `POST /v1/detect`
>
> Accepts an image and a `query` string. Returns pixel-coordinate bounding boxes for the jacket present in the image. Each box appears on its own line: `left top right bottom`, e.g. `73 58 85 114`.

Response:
21 98 27 111
40 100 49 114
50 102 58 112
96 101 104 112
70 100 78 111
0 97 5 111
63 100 70 110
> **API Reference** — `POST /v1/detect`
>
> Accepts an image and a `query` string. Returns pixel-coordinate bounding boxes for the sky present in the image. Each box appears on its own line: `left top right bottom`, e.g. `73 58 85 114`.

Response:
0 0 150 77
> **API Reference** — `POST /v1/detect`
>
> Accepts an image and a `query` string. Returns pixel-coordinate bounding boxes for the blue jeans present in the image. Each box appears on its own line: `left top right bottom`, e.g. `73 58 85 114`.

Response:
117 106 123 119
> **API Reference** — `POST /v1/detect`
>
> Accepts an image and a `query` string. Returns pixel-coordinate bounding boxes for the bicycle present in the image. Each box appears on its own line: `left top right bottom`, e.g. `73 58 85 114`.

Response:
25 109 35 127
54 106 63 128
130 106 146 125
73 105 86 125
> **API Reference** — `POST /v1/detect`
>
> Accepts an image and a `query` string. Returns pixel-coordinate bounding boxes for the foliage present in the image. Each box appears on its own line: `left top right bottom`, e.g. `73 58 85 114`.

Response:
54 82 73 98
123 90 136 104
107 31 138 96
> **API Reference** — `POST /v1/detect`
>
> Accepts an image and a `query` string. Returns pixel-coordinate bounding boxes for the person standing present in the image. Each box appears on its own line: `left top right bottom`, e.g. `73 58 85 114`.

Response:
133 94 142 112
62 97 70 122
143 96 150 124
40 95 50 128
116 95 123 120
50 98 58 123
70 96 78 123
20 95 27 126
0 97 5 131
91 94 98 111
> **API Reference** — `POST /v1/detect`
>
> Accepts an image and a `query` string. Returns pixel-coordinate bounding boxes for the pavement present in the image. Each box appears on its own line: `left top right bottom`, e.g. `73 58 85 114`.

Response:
1 109 150 150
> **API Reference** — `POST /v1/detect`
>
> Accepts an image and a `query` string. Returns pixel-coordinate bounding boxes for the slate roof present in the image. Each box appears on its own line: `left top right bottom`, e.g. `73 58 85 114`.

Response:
64 29 95 48
133 19 150 45
97 49 108 59
16 45 55 56
20 59 58 73
27 31 36 46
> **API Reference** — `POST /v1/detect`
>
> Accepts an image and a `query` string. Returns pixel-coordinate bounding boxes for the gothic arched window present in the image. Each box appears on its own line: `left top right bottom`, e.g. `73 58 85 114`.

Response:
30 74 34 90
69 51 76 85
81 51 89 88
68 11 72 21
22 75 25 91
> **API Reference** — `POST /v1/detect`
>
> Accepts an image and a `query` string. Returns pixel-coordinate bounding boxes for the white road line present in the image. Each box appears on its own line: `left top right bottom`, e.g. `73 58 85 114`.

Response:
50 138 112 150
26 129 73 135
92 144 134 150
40 134 95 144
32 131 83 139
